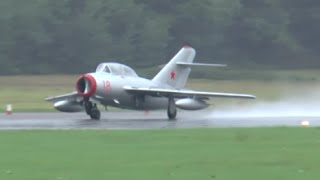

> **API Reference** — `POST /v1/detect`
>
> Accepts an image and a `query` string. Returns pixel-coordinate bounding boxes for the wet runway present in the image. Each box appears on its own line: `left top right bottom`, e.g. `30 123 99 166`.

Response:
0 111 319 130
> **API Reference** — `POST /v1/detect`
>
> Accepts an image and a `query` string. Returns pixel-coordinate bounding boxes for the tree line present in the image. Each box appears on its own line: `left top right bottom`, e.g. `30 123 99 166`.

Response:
0 0 319 74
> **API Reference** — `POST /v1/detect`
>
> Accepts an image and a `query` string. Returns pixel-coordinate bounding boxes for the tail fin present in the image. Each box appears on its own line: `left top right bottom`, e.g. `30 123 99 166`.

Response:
152 46 196 89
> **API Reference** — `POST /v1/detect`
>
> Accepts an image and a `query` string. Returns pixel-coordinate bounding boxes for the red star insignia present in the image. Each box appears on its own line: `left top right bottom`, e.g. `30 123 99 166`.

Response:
170 70 176 80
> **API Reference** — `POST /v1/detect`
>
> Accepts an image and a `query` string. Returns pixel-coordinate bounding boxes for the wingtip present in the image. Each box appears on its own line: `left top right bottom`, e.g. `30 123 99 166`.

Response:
44 97 54 101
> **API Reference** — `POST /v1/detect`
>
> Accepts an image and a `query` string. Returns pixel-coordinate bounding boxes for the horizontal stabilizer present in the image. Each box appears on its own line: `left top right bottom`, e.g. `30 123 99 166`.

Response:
176 62 227 67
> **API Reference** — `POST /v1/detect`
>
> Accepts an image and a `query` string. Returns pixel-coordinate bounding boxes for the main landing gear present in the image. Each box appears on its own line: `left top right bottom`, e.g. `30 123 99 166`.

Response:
167 97 177 120
84 101 101 120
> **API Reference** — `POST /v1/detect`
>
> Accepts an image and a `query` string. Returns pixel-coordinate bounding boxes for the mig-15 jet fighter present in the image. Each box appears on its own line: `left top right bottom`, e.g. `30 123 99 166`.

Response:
46 46 255 120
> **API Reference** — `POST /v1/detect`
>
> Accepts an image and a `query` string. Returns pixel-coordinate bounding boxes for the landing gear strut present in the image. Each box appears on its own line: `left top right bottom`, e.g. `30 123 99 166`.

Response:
167 97 177 120
84 101 101 120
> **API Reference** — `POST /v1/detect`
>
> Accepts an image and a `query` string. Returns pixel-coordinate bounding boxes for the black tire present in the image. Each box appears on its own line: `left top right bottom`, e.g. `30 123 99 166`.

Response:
84 102 93 115
167 98 177 120
90 108 101 120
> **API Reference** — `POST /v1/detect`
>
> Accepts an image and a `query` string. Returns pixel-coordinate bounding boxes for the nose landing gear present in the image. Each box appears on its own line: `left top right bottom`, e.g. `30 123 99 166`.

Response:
84 101 101 120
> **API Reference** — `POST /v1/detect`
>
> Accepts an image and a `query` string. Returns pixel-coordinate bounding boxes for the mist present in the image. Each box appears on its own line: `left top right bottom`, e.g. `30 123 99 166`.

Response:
209 89 320 118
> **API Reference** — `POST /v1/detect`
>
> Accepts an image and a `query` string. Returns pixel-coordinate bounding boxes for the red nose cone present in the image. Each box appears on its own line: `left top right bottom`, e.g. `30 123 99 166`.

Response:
76 74 97 97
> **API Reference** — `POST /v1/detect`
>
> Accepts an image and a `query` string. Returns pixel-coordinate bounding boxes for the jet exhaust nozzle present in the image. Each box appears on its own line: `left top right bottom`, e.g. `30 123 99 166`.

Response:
76 74 97 97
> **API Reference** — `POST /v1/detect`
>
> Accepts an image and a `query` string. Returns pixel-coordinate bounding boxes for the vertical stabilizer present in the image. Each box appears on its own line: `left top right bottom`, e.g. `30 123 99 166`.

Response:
152 46 196 89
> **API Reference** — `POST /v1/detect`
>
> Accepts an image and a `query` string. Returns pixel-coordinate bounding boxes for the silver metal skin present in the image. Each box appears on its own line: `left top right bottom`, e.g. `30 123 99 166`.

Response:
175 98 209 110
54 100 83 112
46 46 256 120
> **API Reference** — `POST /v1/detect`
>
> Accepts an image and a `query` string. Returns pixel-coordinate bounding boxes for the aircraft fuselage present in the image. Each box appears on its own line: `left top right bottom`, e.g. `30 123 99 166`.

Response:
85 72 169 110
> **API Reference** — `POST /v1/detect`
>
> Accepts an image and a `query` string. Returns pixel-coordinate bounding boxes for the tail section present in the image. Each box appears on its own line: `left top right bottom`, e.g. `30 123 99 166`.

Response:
152 46 196 89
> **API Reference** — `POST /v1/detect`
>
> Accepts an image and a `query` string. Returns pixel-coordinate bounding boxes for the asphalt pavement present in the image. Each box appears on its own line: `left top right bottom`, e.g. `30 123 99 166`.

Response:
0 111 318 130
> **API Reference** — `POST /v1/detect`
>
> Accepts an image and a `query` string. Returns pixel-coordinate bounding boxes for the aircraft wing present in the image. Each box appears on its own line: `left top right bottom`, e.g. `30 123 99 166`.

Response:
45 92 80 103
123 86 256 99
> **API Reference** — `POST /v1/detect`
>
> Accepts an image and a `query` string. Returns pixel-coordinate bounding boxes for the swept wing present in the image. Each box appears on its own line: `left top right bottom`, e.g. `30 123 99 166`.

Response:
45 92 80 103
123 86 256 99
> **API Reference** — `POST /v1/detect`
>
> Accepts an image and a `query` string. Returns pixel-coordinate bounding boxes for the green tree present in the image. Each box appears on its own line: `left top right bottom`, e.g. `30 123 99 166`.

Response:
1 0 320 74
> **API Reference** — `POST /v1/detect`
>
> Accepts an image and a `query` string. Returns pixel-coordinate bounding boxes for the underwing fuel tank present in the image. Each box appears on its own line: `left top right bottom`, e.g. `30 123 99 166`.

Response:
175 98 209 110
54 100 84 112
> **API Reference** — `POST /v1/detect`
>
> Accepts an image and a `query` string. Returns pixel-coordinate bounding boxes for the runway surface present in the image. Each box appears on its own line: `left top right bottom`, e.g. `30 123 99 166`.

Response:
0 111 319 130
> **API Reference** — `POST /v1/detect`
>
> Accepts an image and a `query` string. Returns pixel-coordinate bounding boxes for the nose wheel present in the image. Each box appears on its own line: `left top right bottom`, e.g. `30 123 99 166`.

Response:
90 107 101 120
84 101 101 120
167 97 177 120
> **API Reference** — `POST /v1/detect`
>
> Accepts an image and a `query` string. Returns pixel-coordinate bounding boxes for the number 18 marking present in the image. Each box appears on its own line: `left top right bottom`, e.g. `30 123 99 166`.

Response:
103 80 111 93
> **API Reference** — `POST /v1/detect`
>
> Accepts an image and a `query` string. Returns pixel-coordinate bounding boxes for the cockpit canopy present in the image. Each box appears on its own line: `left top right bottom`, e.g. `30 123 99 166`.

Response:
96 63 138 77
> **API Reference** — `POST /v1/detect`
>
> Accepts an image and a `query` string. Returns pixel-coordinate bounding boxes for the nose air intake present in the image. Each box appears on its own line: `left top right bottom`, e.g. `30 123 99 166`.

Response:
76 74 97 97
